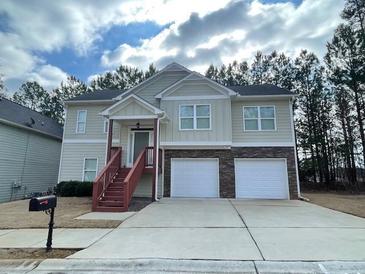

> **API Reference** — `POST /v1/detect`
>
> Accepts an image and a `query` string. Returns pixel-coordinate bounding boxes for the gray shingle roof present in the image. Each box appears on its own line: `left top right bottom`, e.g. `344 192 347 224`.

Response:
227 84 295 96
0 97 63 139
67 89 123 101
66 84 294 102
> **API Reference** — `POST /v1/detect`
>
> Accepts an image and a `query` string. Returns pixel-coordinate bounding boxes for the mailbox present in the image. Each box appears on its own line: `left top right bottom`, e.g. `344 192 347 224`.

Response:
29 195 57 211
29 195 57 251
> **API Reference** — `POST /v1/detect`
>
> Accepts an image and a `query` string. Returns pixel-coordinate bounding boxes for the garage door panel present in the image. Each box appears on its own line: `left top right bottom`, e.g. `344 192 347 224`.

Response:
235 159 288 199
171 159 219 198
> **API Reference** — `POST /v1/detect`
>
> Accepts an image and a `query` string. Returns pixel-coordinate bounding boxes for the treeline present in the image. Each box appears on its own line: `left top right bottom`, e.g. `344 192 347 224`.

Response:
204 0 365 191
0 65 157 124
0 0 364 190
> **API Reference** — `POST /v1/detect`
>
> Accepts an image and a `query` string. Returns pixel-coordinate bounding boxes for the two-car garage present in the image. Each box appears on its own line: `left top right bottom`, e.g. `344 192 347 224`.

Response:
170 158 289 199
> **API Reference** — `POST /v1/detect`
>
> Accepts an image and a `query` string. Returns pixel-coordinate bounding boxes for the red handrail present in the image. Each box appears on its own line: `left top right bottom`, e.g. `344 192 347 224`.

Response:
92 147 122 210
123 147 147 207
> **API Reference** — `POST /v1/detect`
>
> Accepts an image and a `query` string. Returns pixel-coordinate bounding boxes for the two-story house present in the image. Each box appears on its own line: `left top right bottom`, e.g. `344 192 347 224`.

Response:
58 62 300 212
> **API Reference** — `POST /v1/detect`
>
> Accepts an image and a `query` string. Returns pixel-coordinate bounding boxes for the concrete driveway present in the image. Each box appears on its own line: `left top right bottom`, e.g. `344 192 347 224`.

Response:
70 199 365 261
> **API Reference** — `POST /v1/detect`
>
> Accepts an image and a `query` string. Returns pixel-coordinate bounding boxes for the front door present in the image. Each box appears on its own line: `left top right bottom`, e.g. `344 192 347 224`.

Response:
133 131 151 163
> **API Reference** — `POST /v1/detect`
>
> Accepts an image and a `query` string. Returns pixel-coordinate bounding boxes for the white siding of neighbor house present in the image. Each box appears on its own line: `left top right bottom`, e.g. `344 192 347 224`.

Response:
58 143 107 182
160 98 232 143
231 99 293 144
64 104 120 140
0 123 61 203
132 71 190 106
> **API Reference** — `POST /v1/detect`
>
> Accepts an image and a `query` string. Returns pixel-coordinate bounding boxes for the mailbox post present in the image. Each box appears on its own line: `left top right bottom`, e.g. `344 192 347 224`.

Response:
29 195 57 252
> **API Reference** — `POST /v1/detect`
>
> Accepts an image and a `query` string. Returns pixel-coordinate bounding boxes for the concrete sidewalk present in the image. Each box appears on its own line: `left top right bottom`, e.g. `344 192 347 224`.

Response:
0 228 112 249
2 258 365 273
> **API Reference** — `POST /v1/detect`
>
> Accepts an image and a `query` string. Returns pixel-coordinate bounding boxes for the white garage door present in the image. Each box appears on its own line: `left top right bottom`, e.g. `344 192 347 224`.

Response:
235 159 289 199
171 158 219 198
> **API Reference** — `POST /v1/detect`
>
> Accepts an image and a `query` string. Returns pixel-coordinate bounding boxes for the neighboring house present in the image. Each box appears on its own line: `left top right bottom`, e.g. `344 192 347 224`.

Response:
0 97 63 203
58 62 300 212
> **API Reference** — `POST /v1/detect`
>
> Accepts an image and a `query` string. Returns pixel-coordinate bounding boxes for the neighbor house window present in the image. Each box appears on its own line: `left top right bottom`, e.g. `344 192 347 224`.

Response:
179 104 211 130
243 106 276 131
83 158 98 181
76 110 87 133
103 119 109 133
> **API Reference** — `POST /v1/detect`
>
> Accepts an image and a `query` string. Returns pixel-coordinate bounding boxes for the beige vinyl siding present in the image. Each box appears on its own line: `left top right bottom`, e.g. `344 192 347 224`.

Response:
111 100 154 117
231 99 293 144
64 104 119 140
133 173 152 197
0 123 61 203
160 98 232 143
165 81 225 97
58 143 107 182
133 71 189 106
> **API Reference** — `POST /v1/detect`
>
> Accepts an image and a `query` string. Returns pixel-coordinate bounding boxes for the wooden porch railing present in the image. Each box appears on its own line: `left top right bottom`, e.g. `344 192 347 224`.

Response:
145 146 163 172
92 147 122 210
124 147 147 207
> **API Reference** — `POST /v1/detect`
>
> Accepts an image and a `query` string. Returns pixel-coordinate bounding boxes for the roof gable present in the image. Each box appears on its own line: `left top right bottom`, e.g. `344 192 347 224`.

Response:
155 72 236 99
100 94 164 118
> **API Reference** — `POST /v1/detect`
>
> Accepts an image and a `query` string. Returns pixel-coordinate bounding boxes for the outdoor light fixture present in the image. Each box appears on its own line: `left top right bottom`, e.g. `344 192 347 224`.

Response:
136 122 140 129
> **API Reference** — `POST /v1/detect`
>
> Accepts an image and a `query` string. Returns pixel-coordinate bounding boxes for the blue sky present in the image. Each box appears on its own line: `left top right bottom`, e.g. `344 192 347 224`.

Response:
0 0 343 92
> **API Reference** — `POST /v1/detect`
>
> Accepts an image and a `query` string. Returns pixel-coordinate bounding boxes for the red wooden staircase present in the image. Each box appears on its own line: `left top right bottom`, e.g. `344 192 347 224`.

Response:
92 147 156 212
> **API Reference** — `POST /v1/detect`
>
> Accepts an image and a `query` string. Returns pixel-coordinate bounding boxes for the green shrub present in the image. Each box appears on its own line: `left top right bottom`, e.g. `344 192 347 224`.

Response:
56 181 93 197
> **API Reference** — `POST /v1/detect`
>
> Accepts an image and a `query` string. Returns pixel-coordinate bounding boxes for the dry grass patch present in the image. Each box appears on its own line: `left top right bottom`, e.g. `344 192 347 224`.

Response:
303 192 365 218
0 197 121 229
0 248 78 259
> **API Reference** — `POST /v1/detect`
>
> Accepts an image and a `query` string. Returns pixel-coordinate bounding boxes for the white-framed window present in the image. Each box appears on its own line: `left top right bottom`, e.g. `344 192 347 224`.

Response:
76 110 87 133
179 104 211 130
103 119 109 133
83 158 98 181
243 106 276 131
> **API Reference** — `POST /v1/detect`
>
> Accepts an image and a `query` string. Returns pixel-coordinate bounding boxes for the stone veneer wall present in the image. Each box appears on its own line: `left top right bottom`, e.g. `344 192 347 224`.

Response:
163 147 298 199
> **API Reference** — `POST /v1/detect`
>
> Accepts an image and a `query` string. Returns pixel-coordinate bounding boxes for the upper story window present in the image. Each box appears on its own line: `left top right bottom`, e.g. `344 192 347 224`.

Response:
103 119 109 134
243 106 276 131
76 110 87 133
83 158 98 181
179 104 211 130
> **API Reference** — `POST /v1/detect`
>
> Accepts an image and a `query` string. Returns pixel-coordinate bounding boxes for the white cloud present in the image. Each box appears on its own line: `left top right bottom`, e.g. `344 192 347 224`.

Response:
101 0 344 72
0 0 344 89
26 64 68 90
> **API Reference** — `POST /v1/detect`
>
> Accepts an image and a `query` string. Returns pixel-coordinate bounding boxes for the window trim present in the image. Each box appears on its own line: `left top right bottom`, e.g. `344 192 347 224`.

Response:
76 110 87 134
243 105 277 131
103 119 109 134
82 157 98 182
179 104 211 131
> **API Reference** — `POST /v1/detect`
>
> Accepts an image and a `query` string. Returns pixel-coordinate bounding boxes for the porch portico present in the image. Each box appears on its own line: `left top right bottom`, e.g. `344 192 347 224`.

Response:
92 94 166 212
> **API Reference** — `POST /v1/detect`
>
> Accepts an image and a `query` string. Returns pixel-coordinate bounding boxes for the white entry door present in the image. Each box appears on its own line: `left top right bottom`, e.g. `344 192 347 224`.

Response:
235 159 289 199
171 158 219 198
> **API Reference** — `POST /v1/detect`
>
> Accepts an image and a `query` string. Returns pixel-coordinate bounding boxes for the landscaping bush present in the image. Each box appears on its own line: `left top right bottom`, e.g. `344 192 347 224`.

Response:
56 181 93 197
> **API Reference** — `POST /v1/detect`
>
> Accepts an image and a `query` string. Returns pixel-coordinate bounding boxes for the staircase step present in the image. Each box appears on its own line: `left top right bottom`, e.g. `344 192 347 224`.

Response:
107 187 124 191
105 190 124 196
93 206 127 212
98 200 124 207
103 195 124 201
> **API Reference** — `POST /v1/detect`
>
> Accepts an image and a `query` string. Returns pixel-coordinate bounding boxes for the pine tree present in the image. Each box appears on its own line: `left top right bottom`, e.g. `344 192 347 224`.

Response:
12 81 50 112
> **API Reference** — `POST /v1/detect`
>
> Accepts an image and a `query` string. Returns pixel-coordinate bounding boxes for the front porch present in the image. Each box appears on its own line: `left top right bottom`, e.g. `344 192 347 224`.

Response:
92 95 165 212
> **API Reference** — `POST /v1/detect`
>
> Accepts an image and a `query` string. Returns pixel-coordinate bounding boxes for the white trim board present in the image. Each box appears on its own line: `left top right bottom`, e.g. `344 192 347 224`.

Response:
63 139 119 144
231 142 295 147
109 115 158 120
162 95 228 101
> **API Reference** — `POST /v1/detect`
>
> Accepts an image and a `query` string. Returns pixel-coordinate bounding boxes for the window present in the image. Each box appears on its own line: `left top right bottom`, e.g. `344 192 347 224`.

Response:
76 110 87 133
179 104 211 130
83 158 98 181
103 119 109 133
243 106 276 131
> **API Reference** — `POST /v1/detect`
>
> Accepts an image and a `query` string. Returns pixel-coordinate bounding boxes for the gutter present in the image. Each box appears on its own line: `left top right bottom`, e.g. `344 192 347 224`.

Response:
154 112 166 201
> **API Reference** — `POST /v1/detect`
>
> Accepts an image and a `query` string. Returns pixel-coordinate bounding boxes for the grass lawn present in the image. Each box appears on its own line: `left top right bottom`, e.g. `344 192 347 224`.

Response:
303 192 365 218
0 197 151 229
